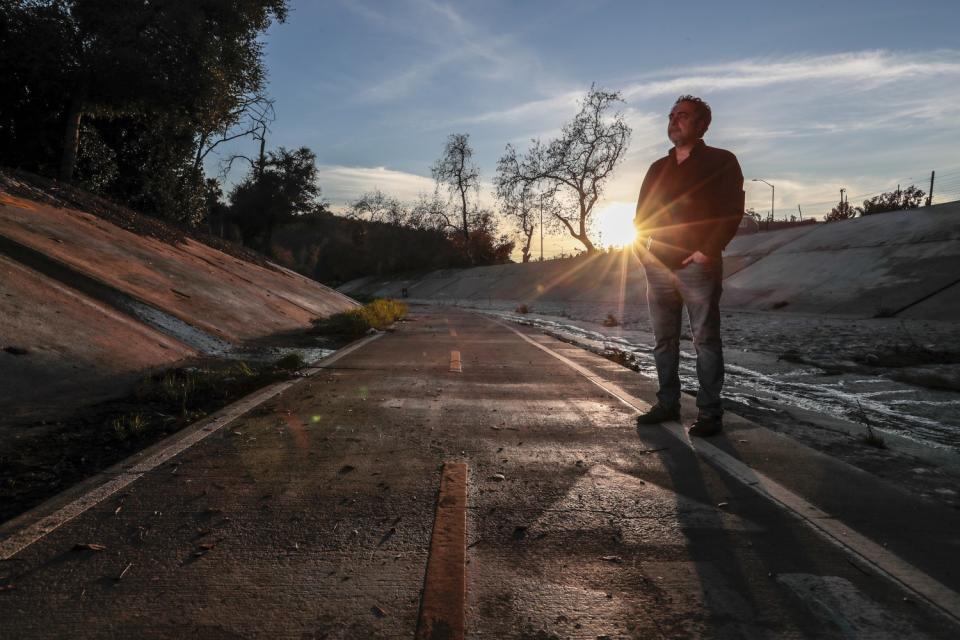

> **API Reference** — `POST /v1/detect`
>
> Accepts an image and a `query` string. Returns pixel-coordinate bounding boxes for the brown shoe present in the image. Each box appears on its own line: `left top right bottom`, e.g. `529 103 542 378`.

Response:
689 416 723 437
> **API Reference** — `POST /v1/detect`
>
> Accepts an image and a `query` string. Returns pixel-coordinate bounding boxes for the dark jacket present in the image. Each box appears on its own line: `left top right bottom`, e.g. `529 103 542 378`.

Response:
634 140 744 269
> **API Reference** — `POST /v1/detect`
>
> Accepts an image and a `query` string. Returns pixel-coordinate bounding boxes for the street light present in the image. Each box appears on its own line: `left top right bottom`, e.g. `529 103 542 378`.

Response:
752 178 774 221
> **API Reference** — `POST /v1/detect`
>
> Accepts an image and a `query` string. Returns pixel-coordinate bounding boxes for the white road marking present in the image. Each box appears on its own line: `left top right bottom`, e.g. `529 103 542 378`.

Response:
493 317 960 627
0 333 383 560
778 574 926 639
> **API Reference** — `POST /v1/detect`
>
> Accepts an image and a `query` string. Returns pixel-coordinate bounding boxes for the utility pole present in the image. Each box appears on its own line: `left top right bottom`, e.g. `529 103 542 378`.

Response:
797 204 802 221
840 188 846 216
539 193 544 261
928 171 935 206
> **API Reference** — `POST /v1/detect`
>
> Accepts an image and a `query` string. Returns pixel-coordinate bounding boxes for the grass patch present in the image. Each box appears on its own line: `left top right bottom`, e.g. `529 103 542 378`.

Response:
111 413 150 441
312 299 408 336
515 304 530 314
135 361 269 415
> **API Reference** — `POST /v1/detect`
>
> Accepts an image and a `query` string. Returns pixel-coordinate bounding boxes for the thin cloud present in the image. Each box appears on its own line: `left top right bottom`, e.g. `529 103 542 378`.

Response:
454 91 584 125
336 0 390 26
353 0 537 104
622 50 960 100
317 165 435 206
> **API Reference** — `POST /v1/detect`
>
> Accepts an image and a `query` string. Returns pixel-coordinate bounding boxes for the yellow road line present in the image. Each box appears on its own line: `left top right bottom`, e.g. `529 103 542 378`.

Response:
416 462 467 640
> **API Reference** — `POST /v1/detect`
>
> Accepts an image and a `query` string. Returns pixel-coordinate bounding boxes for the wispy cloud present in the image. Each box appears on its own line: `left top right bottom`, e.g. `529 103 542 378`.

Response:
317 165 436 207
621 50 960 100
352 0 539 104
452 91 584 126
318 48 960 228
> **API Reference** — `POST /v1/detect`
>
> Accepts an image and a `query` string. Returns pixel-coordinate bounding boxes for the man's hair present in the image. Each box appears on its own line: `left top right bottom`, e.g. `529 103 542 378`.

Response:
675 95 712 131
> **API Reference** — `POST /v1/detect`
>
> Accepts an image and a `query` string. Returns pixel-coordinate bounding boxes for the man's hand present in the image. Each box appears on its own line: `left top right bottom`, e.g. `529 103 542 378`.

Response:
681 250 711 266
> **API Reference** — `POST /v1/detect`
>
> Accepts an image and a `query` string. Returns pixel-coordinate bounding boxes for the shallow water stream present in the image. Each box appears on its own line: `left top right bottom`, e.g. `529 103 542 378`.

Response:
494 312 960 452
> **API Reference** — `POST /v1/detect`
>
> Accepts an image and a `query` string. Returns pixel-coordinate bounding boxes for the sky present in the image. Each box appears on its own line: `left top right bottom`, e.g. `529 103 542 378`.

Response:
213 0 960 258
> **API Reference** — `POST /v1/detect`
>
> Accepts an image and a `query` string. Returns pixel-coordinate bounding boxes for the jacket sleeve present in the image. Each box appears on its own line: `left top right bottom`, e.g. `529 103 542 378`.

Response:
700 153 744 255
634 160 664 232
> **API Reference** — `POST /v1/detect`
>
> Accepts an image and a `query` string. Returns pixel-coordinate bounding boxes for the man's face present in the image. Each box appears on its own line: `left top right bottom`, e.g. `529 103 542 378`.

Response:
667 101 704 146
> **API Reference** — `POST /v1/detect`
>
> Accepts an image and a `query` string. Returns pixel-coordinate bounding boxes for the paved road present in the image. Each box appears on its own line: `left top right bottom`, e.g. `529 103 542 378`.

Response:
2 306 959 638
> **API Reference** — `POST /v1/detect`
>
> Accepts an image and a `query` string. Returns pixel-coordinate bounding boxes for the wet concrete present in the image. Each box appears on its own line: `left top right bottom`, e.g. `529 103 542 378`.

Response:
487 311 960 455
2 307 959 638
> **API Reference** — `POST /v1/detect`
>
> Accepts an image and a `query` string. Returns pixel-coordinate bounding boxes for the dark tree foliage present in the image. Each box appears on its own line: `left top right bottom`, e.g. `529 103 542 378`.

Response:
270 213 466 287
266 194 514 285
857 185 925 216
447 211 515 266
823 200 857 222
0 0 286 223
228 146 321 251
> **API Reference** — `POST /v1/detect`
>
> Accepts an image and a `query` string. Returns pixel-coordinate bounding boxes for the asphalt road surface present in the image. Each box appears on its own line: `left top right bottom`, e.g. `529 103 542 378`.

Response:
1 306 958 639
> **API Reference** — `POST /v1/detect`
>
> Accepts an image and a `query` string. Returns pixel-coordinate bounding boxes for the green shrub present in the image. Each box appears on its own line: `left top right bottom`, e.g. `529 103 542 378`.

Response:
516 304 530 314
313 299 407 336
275 352 306 371
361 298 407 328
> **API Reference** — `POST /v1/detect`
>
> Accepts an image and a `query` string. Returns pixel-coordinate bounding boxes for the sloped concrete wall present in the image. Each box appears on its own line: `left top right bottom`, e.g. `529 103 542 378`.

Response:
0 194 358 343
0 191 359 421
722 203 960 316
340 202 960 321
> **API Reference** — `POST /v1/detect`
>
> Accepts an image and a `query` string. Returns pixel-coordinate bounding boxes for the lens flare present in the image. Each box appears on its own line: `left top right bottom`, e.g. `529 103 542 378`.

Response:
596 201 637 248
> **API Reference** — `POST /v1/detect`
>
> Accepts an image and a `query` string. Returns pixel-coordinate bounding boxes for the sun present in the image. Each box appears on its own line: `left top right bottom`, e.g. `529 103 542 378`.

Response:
595 201 637 248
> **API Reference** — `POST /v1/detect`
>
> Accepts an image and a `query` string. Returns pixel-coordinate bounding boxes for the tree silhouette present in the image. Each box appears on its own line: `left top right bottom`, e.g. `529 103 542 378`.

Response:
432 133 480 244
857 185 925 215
496 85 631 253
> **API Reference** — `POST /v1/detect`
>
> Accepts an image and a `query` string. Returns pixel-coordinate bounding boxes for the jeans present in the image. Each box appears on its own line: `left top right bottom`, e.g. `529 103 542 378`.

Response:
642 258 724 418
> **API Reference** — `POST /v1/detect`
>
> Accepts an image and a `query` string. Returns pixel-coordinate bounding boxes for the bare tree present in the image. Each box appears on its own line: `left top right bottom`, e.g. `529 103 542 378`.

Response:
409 192 453 231
496 85 631 253
348 190 408 226
432 133 480 243
496 181 560 263
195 95 275 174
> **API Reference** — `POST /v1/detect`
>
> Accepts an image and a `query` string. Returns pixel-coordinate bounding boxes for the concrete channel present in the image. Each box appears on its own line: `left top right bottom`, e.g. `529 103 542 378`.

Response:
2 307 958 638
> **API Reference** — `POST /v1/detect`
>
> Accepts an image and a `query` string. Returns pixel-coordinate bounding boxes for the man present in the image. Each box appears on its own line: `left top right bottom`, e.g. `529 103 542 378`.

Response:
633 95 744 437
